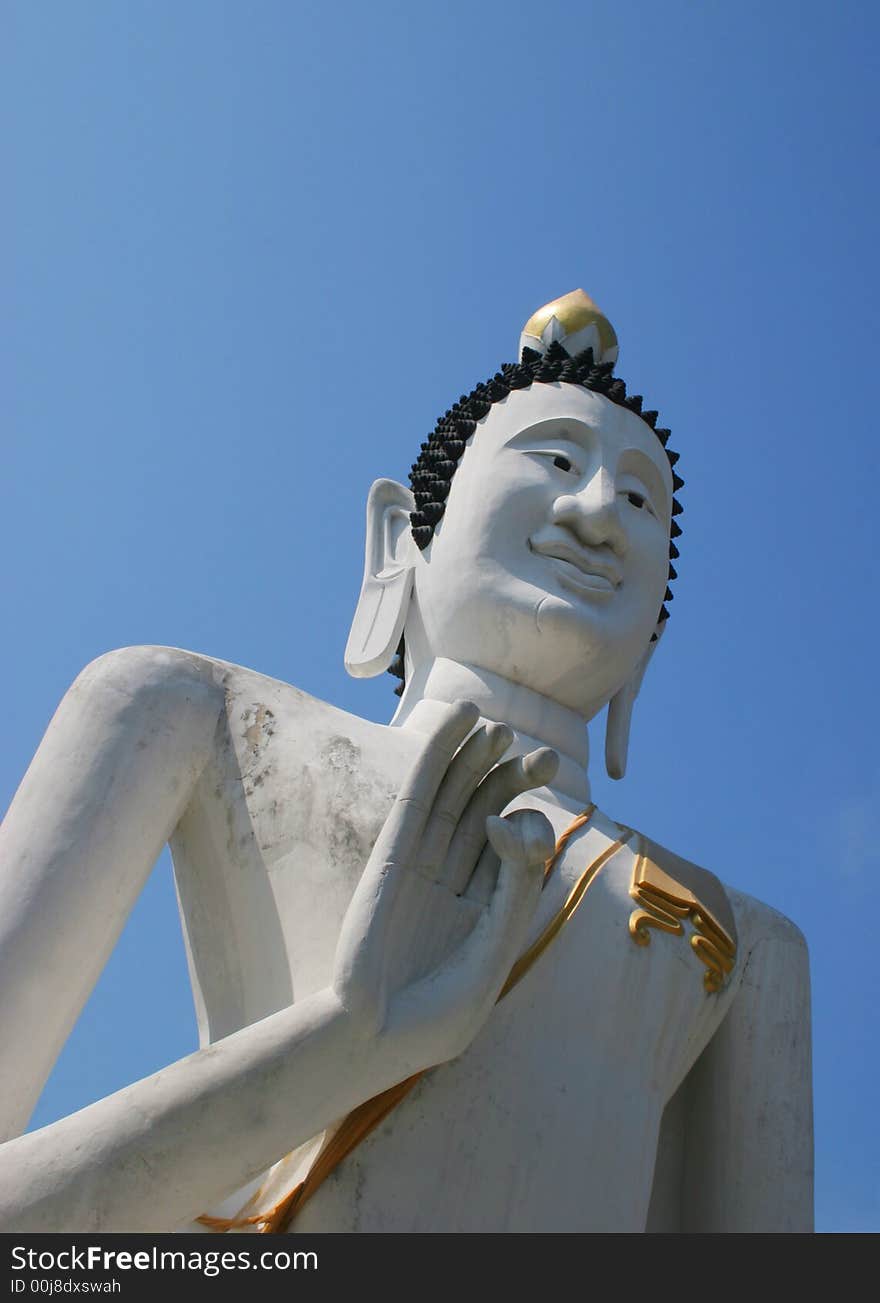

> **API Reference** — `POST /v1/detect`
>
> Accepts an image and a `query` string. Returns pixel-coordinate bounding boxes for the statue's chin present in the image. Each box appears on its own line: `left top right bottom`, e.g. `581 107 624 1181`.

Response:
414 585 652 719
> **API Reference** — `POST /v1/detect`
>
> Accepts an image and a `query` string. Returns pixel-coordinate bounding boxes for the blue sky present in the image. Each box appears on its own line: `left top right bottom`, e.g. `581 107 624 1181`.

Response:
4 0 878 1232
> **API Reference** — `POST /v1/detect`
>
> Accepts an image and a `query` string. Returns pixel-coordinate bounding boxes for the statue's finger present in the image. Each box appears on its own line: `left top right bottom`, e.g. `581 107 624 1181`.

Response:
466 809 555 904
416 722 513 876
440 748 558 894
372 700 480 864
485 809 556 868
463 839 500 907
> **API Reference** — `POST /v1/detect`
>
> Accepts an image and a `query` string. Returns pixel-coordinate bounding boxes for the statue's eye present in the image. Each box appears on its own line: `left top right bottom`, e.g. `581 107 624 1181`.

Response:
553 455 573 472
626 491 646 509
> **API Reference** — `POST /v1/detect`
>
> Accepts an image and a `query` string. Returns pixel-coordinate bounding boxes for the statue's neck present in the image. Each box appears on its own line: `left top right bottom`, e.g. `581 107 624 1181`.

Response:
390 658 591 810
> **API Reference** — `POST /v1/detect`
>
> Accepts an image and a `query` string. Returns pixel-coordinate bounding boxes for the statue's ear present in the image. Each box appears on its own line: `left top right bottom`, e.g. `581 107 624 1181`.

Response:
345 478 416 678
604 632 662 780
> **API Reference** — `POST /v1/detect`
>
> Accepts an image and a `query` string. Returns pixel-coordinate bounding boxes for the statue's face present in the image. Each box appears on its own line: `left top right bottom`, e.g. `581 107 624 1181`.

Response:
409 383 673 716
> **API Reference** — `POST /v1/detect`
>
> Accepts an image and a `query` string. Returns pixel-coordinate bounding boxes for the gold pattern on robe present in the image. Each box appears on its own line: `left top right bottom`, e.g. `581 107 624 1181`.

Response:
627 841 736 993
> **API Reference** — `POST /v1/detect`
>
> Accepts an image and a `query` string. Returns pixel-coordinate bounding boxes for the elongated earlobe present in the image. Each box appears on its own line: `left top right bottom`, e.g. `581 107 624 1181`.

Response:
345 479 416 678
604 637 659 780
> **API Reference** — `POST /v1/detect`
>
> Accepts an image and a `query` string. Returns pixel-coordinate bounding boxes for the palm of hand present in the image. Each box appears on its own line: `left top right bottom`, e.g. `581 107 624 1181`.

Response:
333 701 558 1071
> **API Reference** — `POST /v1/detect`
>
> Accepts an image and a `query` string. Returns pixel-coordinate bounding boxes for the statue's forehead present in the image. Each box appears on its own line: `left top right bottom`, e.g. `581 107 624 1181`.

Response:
476 383 670 477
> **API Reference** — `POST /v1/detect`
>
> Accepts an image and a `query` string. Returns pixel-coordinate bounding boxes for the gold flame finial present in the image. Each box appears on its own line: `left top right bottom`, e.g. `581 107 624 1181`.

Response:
520 289 618 367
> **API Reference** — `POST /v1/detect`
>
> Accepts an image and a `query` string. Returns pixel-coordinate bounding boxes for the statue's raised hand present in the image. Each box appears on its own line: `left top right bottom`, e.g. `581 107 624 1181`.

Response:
332 702 558 1076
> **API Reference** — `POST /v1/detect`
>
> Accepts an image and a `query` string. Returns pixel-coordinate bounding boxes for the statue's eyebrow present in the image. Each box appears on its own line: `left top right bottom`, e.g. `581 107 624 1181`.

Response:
505 417 597 450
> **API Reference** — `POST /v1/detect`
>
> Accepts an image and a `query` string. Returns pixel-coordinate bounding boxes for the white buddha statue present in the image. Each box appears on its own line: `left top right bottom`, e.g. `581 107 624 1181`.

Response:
0 291 813 1233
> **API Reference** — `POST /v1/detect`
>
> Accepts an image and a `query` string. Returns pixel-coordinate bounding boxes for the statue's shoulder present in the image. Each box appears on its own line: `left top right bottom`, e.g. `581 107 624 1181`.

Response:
204 647 410 765
722 882 809 959
74 644 402 758
629 822 808 964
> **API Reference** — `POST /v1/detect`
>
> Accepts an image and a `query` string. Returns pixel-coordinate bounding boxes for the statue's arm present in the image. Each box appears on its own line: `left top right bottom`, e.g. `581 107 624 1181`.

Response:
680 908 814 1232
0 646 225 1142
0 692 555 1232
0 987 378 1232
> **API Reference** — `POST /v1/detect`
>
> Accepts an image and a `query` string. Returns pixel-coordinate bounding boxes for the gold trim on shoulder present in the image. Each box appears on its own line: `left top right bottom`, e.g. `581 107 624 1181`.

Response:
499 806 631 999
627 838 736 993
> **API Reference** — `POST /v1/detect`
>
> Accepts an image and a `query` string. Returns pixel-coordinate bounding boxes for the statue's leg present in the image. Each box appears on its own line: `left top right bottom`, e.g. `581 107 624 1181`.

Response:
0 646 223 1140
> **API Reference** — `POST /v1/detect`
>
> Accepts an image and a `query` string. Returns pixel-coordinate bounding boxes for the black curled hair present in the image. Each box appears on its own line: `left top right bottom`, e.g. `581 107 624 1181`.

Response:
387 339 683 696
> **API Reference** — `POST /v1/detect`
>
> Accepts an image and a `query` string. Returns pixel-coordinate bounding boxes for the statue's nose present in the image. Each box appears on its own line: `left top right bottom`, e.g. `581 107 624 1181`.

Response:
552 467 628 556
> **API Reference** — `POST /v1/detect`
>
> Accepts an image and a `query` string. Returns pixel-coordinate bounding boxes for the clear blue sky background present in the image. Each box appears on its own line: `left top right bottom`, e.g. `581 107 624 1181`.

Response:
4 1 878 1233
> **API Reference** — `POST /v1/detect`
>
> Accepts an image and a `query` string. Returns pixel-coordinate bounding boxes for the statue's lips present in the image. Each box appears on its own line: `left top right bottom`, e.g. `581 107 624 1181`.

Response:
528 534 622 594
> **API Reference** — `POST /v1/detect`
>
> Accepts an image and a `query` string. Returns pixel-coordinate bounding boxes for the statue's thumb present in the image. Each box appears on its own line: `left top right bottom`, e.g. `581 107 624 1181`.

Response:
486 810 555 869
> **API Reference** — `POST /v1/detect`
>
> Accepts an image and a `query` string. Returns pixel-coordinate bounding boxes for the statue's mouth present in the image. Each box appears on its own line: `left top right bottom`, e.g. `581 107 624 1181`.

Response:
528 534 622 595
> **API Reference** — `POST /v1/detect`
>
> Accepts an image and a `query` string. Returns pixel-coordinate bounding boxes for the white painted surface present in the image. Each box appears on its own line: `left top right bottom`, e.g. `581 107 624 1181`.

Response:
0 378 813 1232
